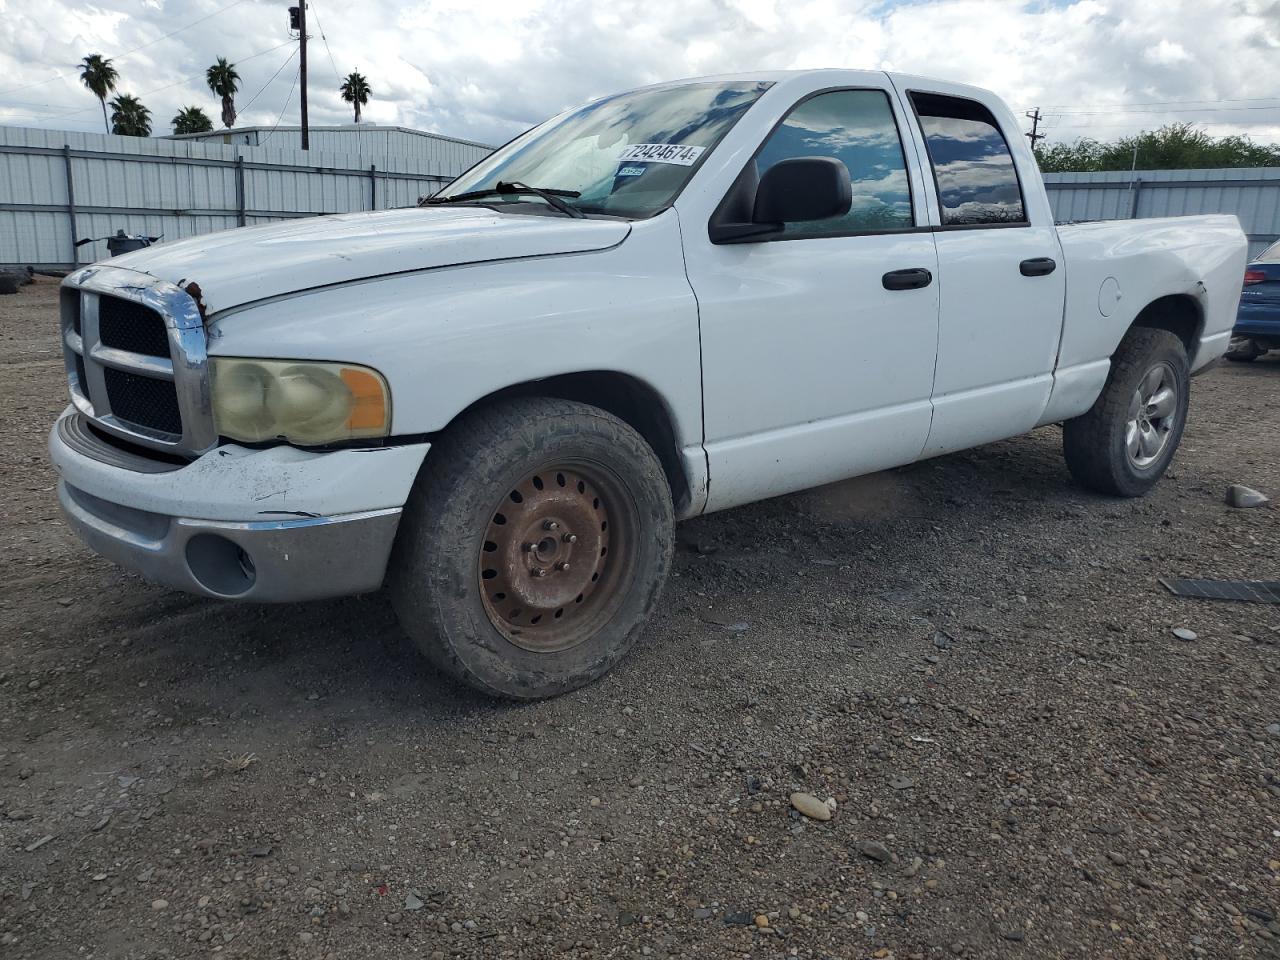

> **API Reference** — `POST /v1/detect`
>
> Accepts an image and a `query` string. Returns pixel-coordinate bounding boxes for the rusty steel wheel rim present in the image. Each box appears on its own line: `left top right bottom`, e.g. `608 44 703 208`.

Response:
478 461 636 653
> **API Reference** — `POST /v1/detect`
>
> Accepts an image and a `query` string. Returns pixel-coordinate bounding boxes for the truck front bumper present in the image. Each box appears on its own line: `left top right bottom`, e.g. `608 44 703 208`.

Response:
49 408 430 602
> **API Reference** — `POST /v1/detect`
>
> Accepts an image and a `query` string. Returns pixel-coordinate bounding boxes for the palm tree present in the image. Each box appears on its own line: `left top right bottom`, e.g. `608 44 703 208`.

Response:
339 71 372 124
109 94 152 137
171 105 214 135
79 54 119 133
206 57 241 128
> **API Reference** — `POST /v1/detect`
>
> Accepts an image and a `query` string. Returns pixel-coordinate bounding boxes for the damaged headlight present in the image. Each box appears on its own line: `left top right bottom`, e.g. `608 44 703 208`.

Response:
210 358 391 445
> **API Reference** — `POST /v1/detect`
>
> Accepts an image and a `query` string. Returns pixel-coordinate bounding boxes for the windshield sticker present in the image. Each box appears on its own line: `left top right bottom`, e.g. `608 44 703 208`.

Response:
617 166 647 177
617 143 705 166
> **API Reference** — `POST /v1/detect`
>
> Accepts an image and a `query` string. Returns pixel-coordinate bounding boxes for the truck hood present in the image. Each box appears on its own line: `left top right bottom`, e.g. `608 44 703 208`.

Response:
107 206 632 315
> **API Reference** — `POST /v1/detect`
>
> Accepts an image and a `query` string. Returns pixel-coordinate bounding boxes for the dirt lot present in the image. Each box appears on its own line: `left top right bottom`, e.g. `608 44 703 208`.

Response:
1 275 1278 960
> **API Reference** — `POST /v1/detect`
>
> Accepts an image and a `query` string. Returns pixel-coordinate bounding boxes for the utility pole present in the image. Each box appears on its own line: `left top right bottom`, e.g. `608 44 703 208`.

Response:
298 1 309 150
1025 108 1045 151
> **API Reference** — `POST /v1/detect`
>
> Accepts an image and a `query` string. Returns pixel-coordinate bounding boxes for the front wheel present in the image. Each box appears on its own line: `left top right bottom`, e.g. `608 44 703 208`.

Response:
1062 328 1190 497
389 398 674 699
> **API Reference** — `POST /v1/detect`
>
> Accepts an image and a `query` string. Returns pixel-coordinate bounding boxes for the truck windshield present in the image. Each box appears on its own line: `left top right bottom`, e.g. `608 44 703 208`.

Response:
432 80 772 219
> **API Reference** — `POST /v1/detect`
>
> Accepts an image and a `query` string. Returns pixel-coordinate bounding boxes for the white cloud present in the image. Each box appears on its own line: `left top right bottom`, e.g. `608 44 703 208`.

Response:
0 0 1277 149
1144 39 1193 65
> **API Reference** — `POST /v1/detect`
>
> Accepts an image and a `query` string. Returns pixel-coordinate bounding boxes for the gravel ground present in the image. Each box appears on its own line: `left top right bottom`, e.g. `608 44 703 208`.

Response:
1 275 1278 960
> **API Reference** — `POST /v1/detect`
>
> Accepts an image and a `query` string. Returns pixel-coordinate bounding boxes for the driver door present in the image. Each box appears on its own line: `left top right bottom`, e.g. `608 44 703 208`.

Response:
682 86 940 512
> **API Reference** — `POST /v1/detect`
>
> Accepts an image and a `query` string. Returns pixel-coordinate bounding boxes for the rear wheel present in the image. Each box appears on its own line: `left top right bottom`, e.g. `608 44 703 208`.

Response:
389 398 674 699
1226 336 1262 362
1063 328 1189 497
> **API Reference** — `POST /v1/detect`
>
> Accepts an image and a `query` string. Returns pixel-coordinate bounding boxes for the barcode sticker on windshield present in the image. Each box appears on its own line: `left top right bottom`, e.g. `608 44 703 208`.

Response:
617 143 705 166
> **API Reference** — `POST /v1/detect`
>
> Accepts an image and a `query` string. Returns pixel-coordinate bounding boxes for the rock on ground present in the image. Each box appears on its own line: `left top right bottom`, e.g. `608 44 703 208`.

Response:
1225 483 1269 508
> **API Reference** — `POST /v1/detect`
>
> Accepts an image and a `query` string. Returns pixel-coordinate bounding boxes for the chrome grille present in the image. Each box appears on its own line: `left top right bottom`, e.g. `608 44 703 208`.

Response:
60 265 217 458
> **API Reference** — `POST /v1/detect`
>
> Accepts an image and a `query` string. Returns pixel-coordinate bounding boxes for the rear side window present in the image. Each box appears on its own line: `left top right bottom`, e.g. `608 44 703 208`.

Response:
754 89 914 236
911 93 1026 226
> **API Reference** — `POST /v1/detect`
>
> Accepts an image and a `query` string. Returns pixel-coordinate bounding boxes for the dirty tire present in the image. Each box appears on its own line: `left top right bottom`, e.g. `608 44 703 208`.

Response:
1063 327 1190 497
389 398 674 699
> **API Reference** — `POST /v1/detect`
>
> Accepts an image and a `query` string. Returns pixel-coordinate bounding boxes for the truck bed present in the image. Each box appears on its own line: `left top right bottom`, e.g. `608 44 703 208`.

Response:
1055 214 1248 375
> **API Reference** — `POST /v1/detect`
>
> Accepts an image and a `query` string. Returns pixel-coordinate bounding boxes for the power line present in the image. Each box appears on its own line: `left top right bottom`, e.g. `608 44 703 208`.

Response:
1043 119 1280 133
1042 112 1280 127
307 0 344 84
1049 104 1280 116
1039 95 1280 110
1050 125 1280 134
0 0 249 98
0 95 89 110
238 47 299 114
110 0 250 64
310 0 367 160
0 109 107 128
259 66 301 145
0 73 69 100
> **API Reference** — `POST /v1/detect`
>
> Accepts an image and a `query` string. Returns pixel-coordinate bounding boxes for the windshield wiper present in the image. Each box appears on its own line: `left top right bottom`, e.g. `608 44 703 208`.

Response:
423 181 585 218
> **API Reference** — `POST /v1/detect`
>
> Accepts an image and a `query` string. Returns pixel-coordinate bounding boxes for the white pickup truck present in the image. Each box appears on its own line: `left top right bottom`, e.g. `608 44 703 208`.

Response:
50 70 1247 697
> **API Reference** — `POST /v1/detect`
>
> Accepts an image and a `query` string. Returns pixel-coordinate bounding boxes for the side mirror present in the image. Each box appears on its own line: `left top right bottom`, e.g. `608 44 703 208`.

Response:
753 157 852 225
708 156 852 244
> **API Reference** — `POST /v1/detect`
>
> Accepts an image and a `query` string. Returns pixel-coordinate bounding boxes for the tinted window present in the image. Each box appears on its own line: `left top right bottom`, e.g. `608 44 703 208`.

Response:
754 90 914 236
1260 240 1280 262
912 93 1025 226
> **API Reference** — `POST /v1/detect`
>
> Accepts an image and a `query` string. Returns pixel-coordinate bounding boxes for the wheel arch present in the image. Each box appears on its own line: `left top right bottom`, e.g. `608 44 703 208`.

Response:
1127 293 1203 356
427 371 695 515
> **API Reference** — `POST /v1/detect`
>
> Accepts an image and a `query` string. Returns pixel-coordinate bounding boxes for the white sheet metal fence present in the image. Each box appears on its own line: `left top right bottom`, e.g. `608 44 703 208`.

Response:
170 124 492 169
0 125 492 269
1044 167 1280 260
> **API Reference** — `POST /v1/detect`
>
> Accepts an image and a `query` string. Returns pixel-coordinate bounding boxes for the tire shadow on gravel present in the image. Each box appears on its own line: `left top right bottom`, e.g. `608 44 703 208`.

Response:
55 575 517 729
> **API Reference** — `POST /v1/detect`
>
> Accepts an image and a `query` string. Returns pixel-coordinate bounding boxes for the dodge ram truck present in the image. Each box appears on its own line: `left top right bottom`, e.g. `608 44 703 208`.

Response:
49 70 1248 698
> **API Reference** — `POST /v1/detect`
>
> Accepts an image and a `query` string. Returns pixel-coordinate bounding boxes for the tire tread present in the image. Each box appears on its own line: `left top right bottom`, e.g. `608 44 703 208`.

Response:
1062 327 1188 497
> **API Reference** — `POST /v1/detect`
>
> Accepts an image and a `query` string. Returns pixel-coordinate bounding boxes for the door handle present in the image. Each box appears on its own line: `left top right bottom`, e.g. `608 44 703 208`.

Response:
882 267 933 291
1020 257 1057 277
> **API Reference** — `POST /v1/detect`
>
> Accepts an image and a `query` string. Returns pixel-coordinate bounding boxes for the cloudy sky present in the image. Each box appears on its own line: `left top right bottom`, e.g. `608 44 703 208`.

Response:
1 0 1278 148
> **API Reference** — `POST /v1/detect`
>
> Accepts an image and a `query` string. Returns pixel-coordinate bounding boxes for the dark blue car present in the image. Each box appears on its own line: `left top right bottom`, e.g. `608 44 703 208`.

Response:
1228 240 1280 361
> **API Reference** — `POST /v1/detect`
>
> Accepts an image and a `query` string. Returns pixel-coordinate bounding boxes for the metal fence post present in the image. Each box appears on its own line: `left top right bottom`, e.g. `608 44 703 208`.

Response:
1128 178 1143 219
235 155 246 227
63 145 79 267
369 163 377 210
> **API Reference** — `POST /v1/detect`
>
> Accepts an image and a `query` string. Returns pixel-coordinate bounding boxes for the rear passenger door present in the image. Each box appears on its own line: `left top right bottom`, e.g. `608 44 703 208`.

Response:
902 88 1067 456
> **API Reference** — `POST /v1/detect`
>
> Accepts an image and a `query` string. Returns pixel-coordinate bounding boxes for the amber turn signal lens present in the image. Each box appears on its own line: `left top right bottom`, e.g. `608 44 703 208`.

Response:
340 366 390 431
